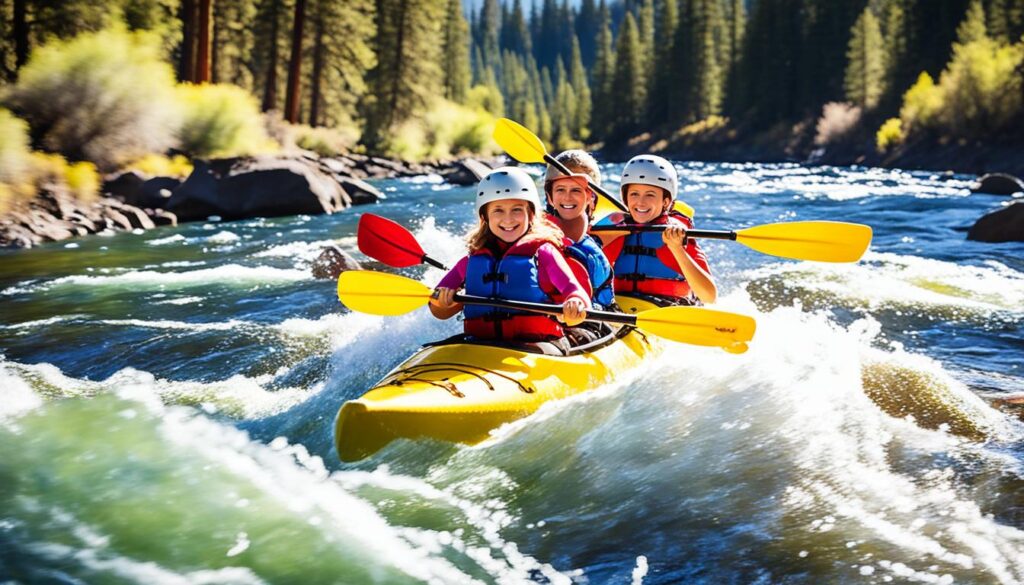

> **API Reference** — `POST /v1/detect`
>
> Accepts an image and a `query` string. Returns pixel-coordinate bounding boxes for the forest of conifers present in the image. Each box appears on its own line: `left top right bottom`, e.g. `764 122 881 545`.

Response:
1 0 1022 161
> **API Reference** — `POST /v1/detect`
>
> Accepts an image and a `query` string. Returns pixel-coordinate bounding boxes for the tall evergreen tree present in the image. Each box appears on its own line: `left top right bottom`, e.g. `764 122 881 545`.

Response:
211 0 257 88
610 12 645 135
283 0 305 122
844 7 887 109
592 0 616 137
363 0 444 150
576 0 599 68
252 0 289 112
306 0 373 127
479 0 501 69
691 0 726 119
536 0 560 70
569 36 592 138
647 0 678 126
442 0 471 103
958 0 988 43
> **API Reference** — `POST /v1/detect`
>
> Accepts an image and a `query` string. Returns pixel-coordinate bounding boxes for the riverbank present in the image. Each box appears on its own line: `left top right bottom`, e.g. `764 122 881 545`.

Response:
0 152 503 249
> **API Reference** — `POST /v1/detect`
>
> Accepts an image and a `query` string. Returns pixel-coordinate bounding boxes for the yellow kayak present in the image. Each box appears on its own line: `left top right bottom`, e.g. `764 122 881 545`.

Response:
335 295 662 462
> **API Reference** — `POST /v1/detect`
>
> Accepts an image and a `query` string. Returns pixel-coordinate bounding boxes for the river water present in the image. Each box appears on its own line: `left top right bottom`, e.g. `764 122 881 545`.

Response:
1 162 1023 584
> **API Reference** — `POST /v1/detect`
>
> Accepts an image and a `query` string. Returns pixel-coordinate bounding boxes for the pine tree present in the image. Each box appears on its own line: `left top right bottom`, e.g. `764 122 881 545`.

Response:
306 0 373 127
691 0 726 119
536 0 560 70
575 0 599 68
569 35 592 139
844 7 887 109
987 0 1010 41
647 0 678 127
480 0 501 69
638 0 655 59
442 0 471 103
957 0 987 43
611 12 645 135
591 0 616 137
252 0 289 112
363 0 444 150
211 0 258 88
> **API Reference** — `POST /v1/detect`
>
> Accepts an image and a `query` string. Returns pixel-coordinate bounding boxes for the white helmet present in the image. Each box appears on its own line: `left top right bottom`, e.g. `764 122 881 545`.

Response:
475 167 541 214
619 155 678 202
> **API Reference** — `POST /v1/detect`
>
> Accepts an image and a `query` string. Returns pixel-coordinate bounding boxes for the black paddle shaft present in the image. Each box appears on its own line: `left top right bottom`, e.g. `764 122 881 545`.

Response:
590 225 739 241
452 293 638 326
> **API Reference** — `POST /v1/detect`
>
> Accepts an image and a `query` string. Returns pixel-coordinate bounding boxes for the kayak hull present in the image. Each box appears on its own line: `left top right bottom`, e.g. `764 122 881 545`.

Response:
335 295 661 461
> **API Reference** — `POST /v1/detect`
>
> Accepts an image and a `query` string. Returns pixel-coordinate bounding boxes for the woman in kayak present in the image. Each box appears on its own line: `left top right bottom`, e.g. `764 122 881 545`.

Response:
429 167 591 346
543 150 615 311
595 154 717 305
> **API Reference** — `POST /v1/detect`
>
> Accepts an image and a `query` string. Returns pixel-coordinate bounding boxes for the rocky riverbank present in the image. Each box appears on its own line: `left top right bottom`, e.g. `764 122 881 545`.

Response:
0 152 504 249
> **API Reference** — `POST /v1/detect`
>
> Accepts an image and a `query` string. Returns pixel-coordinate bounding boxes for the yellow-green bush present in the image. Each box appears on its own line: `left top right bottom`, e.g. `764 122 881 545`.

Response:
899 72 944 131
175 83 277 158
935 37 1024 137
3 26 180 172
28 153 100 202
388 99 498 161
292 124 360 157
0 108 31 186
876 118 904 152
125 154 194 179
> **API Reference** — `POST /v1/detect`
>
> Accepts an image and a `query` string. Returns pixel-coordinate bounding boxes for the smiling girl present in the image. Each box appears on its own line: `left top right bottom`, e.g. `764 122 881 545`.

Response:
429 167 591 345
596 155 717 305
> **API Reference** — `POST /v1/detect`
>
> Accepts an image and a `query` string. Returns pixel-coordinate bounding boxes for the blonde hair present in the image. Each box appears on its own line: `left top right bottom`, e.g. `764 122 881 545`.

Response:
467 203 566 253
551 150 601 185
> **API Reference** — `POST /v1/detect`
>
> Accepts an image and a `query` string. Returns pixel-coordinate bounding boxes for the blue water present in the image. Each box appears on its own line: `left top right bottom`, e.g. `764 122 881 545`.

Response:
2 163 1023 584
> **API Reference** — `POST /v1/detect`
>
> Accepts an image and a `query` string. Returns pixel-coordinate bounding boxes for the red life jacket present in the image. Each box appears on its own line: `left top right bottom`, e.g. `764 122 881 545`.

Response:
463 239 582 341
603 212 699 300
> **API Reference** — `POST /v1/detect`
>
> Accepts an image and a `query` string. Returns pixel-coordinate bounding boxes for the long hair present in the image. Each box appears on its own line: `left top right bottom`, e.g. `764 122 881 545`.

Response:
466 204 566 253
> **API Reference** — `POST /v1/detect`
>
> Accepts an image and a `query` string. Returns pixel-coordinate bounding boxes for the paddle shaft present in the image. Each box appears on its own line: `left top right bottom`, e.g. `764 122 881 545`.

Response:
452 293 637 326
591 225 738 241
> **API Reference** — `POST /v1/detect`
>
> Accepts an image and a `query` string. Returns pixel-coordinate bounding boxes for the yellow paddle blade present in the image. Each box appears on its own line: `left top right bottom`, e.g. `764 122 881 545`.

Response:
337 270 432 316
674 200 696 218
493 118 548 164
593 193 623 223
635 306 756 349
736 221 873 263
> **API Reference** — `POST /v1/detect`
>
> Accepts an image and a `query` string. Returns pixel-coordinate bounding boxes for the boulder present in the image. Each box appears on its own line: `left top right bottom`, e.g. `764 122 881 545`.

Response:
970 173 1024 196
166 157 350 222
147 208 178 227
102 171 147 204
311 245 362 280
337 176 385 205
441 158 493 186
967 201 1024 243
135 176 181 209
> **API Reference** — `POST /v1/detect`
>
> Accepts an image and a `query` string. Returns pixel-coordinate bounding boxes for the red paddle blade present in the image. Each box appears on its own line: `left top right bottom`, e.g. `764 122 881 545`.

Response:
357 214 427 268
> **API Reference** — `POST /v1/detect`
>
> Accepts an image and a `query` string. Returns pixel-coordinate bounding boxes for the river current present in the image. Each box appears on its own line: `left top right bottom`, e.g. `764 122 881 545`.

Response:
1 162 1023 584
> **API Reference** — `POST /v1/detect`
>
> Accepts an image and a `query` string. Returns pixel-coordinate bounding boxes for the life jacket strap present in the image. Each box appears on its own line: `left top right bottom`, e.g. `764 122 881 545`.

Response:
482 272 509 284
623 244 658 257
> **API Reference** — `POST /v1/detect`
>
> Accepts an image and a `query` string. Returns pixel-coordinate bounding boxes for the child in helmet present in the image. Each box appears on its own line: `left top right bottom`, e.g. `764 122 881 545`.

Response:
430 167 591 345
596 155 717 305
543 150 615 310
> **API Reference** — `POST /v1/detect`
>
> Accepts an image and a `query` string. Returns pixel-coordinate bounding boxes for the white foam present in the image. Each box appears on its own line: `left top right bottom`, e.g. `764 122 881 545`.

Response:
10 264 309 294
207 230 241 244
98 319 248 332
147 234 187 246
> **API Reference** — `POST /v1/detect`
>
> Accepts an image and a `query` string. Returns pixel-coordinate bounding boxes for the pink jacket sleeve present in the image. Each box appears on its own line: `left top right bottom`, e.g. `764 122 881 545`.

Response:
436 256 469 290
536 244 592 308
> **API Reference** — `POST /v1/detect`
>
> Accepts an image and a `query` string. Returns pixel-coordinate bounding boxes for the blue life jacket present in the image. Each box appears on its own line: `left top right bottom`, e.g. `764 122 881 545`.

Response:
566 234 615 309
463 239 564 341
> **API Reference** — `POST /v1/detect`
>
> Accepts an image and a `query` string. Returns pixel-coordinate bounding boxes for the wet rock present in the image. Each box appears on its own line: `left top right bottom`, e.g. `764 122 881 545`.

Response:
311 245 362 280
167 157 350 222
441 158 493 186
967 201 1024 243
102 207 135 231
337 176 384 205
102 171 146 203
147 208 178 227
971 173 1024 196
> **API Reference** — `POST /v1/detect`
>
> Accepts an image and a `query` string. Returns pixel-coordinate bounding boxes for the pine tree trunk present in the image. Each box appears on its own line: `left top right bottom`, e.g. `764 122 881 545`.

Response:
387 0 409 128
211 2 220 83
309 15 325 126
13 0 28 71
262 0 281 111
196 0 213 83
284 0 307 123
179 0 197 82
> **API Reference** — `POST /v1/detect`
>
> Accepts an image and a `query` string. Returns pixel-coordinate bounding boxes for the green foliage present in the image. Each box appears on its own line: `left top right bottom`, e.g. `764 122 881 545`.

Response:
28 152 100 202
306 0 374 128
442 0 471 103
3 26 180 171
900 72 944 130
844 8 887 109
292 124 360 157
957 0 988 45
0 109 31 186
934 36 1024 137
876 117 903 151
610 13 645 135
388 99 497 160
125 154 194 178
176 83 276 158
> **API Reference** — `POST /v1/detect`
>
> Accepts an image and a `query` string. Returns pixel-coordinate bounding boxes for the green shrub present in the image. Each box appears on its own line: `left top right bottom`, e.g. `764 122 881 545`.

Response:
292 124 360 157
125 154 193 178
935 38 1024 137
175 83 277 158
388 99 498 160
875 118 903 152
0 109 31 186
3 26 180 172
899 72 944 131
29 153 100 202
